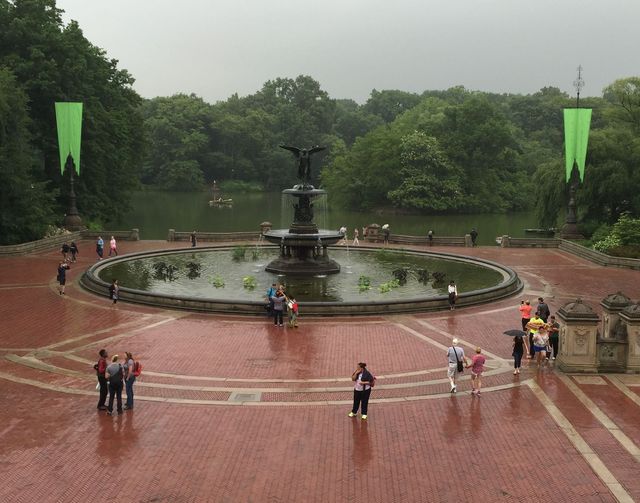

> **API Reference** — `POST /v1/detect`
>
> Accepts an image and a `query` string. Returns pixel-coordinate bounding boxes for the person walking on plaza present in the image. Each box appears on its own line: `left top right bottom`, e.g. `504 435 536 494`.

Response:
353 227 360 246
57 261 70 295
448 280 458 310
537 297 550 323
105 355 124 416
109 236 118 256
96 236 104 260
468 347 486 395
382 224 390 245
447 338 466 393
470 228 478 246
519 300 532 331
427 229 434 246
339 226 347 245
95 349 108 410
548 315 560 360
69 241 79 262
190 230 197 247
349 362 374 420
123 352 136 410
272 290 285 327
109 279 119 304
60 242 70 261
512 334 527 375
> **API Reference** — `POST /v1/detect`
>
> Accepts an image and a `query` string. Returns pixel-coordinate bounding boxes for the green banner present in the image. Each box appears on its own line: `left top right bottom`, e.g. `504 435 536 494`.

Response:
563 108 592 182
55 102 83 175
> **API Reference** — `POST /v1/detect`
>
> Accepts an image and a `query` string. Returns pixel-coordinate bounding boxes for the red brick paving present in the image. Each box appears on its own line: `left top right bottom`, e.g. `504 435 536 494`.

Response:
1 243 640 501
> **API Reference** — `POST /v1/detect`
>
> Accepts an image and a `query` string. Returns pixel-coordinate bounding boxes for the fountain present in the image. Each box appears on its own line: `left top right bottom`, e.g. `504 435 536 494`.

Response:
262 145 343 275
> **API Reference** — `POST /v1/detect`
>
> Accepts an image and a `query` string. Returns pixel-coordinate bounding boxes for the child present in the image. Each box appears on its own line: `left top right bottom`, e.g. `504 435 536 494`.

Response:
468 347 486 395
288 297 299 328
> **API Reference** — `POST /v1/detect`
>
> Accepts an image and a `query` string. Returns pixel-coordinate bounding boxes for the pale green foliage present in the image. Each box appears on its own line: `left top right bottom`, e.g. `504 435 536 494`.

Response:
242 276 257 290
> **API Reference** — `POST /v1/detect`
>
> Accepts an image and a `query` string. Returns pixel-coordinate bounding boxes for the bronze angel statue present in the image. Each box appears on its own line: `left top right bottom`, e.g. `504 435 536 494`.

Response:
279 144 326 183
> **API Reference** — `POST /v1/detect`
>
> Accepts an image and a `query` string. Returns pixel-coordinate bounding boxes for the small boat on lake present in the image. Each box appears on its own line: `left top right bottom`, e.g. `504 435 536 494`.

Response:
209 198 233 207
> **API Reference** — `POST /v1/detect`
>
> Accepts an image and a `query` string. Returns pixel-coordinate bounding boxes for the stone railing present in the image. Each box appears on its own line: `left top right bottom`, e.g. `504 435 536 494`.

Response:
366 233 468 247
0 229 139 257
168 229 260 242
500 236 561 248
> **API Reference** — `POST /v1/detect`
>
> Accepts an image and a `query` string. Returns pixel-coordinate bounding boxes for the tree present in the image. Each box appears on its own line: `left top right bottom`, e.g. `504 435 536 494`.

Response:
364 89 421 123
602 77 640 131
0 67 57 243
388 132 464 211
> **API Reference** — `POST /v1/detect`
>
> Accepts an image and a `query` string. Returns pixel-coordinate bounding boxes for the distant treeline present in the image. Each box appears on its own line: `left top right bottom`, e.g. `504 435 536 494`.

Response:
1 0 639 245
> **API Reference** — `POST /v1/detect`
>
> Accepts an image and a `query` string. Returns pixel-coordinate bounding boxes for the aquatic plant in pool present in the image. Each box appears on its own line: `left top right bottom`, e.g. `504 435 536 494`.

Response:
96 247 506 303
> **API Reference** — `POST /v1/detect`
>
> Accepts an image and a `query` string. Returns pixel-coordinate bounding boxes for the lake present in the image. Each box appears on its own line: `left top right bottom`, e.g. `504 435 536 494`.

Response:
116 190 539 245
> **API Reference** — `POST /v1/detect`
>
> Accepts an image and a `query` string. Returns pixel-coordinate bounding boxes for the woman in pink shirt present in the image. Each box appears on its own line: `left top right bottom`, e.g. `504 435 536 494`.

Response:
468 347 486 396
109 236 118 256
519 300 532 331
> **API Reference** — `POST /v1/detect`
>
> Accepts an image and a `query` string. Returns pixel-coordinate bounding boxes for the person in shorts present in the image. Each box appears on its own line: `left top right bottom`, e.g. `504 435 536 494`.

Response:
532 327 549 368
468 347 486 395
447 338 466 393
57 261 70 295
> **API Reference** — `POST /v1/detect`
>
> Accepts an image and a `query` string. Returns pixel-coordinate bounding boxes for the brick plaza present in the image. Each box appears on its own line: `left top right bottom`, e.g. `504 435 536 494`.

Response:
1 241 640 502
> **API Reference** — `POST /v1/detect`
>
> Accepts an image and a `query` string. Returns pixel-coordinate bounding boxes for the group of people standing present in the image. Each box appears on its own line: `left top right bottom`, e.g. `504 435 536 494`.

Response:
514 297 560 372
95 349 141 415
266 283 299 327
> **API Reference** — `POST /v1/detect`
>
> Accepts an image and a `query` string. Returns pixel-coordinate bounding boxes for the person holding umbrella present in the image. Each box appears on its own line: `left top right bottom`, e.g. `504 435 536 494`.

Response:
503 329 530 375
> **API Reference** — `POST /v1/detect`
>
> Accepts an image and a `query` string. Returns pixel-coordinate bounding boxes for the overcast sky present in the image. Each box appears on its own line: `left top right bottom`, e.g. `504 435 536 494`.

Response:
56 0 640 104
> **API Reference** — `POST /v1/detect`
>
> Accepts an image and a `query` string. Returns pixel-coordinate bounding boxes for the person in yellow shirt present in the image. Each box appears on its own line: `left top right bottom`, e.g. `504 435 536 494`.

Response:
526 313 545 359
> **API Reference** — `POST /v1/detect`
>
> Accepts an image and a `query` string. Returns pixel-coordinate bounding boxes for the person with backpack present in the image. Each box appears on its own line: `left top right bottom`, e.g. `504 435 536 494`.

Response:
95 349 109 410
348 362 374 420
105 354 124 416
123 351 139 410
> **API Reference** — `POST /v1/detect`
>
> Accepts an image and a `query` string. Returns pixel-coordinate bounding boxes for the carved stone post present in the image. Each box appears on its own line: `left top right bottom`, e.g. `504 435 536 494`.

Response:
260 221 272 235
556 299 600 373
597 292 631 372
620 304 640 373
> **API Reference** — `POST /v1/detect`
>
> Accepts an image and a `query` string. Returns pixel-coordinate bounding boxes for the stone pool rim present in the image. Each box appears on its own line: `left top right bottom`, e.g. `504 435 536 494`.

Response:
80 244 522 315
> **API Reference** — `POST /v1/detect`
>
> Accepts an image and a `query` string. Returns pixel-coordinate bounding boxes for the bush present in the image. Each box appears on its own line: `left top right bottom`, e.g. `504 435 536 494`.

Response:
607 245 640 259
612 213 640 246
593 234 622 253
243 276 257 290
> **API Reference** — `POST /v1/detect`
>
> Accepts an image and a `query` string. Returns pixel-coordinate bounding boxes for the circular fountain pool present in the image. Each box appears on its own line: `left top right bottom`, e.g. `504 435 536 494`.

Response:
81 245 521 315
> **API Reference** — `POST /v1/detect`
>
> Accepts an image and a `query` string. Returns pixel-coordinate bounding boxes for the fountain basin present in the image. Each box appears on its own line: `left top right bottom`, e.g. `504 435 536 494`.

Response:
80 245 522 315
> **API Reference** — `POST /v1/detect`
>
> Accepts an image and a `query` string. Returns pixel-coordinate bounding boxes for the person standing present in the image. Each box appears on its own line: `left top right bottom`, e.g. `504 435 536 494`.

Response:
123 352 136 410
348 362 374 420
537 297 550 323
448 280 458 310
526 312 545 359
447 338 466 393
60 242 70 261
57 261 70 295
69 241 79 262
427 230 434 246
95 349 108 410
96 236 104 260
105 355 124 416
532 327 549 368
287 297 299 328
352 228 360 246
109 236 118 256
519 300 532 331
548 315 560 360
469 347 486 395
470 228 478 246
382 224 390 245
109 279 119 304
190 231 197 248
512 334 527 375
272 290 285 327
266 283 277 315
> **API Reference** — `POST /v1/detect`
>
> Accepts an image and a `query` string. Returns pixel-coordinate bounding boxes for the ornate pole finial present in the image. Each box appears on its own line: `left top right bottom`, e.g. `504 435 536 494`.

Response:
573 65 584 108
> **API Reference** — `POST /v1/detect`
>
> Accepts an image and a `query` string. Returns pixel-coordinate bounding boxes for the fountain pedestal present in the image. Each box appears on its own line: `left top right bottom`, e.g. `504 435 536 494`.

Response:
263 186 342 275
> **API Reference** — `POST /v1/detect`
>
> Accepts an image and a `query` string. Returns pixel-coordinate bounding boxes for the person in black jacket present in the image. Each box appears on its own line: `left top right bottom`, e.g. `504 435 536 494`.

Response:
57 261 70 295
537 297 551 323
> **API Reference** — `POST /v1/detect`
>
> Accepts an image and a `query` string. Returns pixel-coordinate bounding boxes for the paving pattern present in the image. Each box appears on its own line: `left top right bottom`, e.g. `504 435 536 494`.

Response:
1 241 640 502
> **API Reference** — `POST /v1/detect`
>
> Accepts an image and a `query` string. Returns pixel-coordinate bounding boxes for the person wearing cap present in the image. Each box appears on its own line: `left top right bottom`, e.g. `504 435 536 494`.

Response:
447 338 466 393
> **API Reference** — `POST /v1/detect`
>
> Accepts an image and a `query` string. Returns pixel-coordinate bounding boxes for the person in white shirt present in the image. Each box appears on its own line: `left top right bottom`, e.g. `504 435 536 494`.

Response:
448 280 458 310
447 339 467 393
348 362 374 420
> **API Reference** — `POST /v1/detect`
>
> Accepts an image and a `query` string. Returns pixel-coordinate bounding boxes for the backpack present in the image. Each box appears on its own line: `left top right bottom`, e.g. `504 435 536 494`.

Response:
132 360 143 377
108 365 123 384
369 374 377 387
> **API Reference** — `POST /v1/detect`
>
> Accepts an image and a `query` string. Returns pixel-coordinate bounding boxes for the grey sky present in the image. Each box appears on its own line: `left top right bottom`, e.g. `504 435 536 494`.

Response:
57 0 640 104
